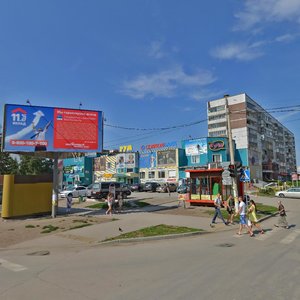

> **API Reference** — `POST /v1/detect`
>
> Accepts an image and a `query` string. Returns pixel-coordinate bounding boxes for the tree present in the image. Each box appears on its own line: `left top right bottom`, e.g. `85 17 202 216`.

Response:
0 152 19 174
19 155 53 175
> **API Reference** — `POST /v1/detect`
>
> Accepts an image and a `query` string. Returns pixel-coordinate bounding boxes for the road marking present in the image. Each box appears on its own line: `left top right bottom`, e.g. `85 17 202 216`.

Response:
280 229 300 245
0 259 27 272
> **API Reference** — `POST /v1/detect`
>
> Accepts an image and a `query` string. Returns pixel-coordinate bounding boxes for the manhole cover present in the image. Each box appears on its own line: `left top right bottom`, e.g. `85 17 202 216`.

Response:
27 250 50 256
216 243 235 248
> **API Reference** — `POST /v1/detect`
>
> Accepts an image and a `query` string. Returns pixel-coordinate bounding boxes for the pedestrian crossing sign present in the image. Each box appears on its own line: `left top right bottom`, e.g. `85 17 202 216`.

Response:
240 169 250 182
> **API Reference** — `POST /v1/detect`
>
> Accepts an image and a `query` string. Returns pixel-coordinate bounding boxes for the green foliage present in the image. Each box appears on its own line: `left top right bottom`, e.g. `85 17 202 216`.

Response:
0 152 19 175
19 155 53 175
107 224 201 241
41 225 59 233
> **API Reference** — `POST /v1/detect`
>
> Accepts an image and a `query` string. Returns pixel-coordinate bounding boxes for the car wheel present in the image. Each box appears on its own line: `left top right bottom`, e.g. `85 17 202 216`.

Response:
279 193 285 198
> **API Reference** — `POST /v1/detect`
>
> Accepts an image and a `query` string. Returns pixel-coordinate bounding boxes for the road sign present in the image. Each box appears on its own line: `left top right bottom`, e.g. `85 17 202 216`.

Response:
240 169 250 182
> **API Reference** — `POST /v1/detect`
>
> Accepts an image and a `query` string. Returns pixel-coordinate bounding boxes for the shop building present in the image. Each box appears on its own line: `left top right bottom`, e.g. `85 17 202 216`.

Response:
93 155 117 182
115 152 139 184
63 157 93 187
207 93 297 181
138 142 186 183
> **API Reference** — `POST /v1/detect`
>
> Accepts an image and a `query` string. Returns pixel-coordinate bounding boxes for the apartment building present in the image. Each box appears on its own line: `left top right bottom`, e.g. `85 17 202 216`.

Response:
207 93 296 181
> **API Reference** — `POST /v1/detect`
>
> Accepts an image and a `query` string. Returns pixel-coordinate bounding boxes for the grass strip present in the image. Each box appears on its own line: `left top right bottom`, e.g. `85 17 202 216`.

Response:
134 201 150 207
69 223 92 230
106 224 201 241
25 224 35 228
41 225 59 234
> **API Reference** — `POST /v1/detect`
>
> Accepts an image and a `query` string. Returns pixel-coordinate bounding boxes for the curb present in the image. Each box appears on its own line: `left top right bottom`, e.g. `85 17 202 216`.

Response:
97 230 210 246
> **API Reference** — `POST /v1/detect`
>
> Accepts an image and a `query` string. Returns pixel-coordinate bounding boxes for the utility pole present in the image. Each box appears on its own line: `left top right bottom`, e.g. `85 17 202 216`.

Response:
225 95 239 206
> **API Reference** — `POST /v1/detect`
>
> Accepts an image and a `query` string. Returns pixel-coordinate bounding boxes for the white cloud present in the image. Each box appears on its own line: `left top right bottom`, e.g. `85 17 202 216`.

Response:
235 0 300 31
148 41 165 59
211 42 264 61
190 89 227 102
275 33 297 42
120 66 216 99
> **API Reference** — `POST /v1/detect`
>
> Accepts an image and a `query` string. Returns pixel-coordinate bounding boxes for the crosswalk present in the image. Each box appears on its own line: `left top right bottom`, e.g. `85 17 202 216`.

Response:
233 228 300 244
0 258 27 272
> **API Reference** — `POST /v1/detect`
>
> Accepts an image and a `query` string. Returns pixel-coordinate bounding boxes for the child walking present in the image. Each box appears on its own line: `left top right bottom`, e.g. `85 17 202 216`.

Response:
248 200 264 234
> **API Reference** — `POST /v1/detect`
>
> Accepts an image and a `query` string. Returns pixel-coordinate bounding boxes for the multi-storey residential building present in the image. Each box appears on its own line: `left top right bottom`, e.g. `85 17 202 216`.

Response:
207 93 297 181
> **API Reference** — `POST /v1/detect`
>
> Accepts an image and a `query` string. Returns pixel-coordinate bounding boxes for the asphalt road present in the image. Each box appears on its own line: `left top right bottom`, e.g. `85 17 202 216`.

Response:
1 196 300 300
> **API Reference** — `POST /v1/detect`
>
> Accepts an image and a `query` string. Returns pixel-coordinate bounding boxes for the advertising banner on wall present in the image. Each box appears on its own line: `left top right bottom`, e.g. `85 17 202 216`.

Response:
94 156 106 171
116 153 137 169
185 138 207 155
139 153 156 168
2 104 103 153
157 150 177 166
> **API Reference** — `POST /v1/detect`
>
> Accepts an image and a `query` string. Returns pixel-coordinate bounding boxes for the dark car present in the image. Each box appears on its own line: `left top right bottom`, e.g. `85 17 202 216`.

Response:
130 183 144 192
156 183 177 193
120 183 132 197
143 182 160 192
91 182 131 199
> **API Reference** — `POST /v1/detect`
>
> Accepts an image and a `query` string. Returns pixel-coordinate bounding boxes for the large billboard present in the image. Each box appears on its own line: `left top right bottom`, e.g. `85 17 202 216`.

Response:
116 153 137 169
139 152 156 169
2 104 103 153
157 150 177 166
185 138 207 155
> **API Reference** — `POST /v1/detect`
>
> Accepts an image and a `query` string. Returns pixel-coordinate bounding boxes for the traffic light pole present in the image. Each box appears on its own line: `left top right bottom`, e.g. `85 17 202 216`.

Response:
225 95 239 207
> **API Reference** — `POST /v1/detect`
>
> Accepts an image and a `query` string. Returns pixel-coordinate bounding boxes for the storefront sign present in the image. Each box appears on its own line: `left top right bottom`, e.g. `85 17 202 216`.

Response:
116 153 137 168
157 150 177 166
119 145 133 152
140 141 177 152
208 140 225 151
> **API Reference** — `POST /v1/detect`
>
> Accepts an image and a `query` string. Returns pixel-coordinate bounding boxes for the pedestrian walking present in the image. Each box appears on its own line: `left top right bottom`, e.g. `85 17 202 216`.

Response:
274 200 289 229
117 192 124 213
210 193 228 226
235 196 254 236
166 183 171 196
226 194 235 224
106 192 114 216
247 200 264 234
66 194 72 214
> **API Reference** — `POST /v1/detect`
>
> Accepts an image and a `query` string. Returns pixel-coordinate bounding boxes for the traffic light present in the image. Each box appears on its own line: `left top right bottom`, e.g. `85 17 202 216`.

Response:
228 164 236 177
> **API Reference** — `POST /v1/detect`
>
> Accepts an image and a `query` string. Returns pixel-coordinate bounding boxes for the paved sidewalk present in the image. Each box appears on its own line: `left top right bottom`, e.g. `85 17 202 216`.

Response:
1 194 282 251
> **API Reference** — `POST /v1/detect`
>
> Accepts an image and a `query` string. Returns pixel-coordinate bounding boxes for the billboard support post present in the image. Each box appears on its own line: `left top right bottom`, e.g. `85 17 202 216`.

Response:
52 153 59 218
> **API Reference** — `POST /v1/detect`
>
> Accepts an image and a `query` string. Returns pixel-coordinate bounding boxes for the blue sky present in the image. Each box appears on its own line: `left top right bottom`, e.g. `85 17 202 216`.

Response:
1 0 300 163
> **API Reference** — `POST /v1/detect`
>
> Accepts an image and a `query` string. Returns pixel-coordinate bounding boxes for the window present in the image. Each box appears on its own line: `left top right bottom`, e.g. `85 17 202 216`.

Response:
208 105 225 113
127 168 133 172
158 171 165 178
212 154 222 163
191 155 200 164
208 122 227 129
139 172 145 179
107 162 111 169
168 170 176 178
148 171 155 179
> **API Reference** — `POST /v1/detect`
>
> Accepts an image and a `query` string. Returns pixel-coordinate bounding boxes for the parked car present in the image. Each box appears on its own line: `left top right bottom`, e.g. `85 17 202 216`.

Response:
177 184 190 194
59 185 87 198
275 188 300 198
156 183 177 193
120 183 132 197
130 183 144 192
86 184 93 198
90 182 131 199
143 182 160 192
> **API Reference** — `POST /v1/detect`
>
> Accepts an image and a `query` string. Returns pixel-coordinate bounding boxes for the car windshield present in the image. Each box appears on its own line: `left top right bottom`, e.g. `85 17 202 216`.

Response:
92 183 100 189
65 185 75 190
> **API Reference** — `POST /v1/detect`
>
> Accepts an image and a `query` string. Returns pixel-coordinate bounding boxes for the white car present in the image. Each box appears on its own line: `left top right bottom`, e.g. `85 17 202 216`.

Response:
275 188 300 198
59 186 87 198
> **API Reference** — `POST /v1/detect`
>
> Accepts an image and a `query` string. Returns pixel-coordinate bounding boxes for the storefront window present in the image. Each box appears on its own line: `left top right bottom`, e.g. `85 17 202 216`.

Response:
158 171 165 178
148 171 155 179
168 170 176 178
139 172 145 179
191 155 200 164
